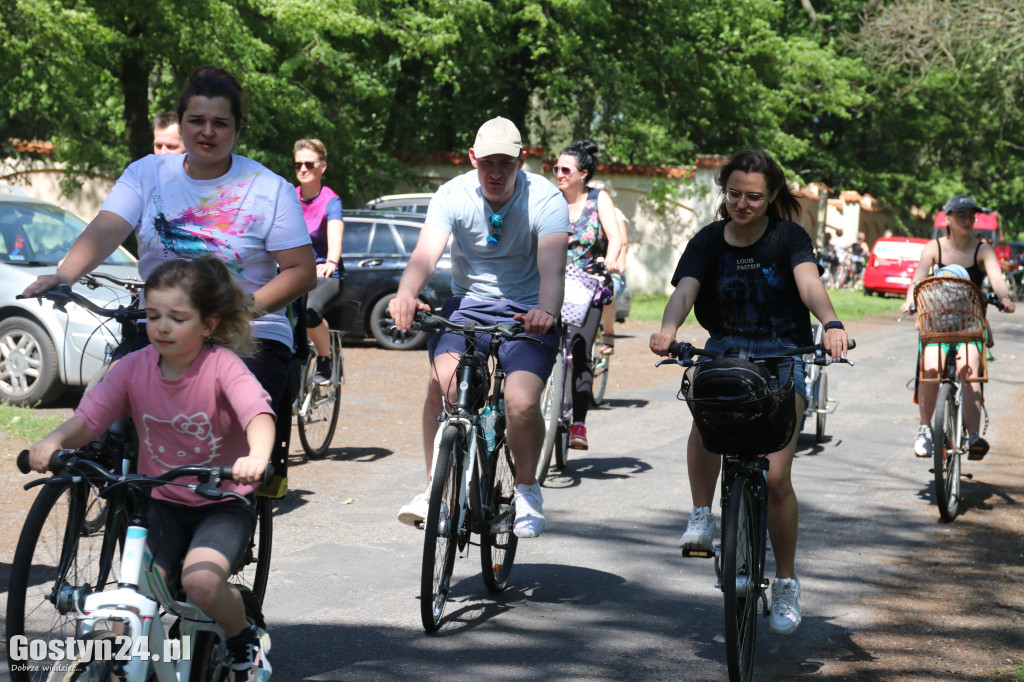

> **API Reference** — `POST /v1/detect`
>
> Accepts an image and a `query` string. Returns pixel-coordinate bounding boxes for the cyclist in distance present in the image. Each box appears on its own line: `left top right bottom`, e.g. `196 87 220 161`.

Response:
649 148 849 636
899 194 1015 460
390 116 569 538
27 257 275 679
553 139 622 450
294 138 346 384
22 66 316 497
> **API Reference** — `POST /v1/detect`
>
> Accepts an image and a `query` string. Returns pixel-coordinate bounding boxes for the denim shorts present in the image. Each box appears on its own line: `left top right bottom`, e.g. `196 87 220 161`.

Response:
704 335 808 400
428 297 560 380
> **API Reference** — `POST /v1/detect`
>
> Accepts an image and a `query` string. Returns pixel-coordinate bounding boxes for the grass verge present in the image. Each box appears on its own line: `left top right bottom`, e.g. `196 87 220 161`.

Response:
628 288 903 323
0 403 65 447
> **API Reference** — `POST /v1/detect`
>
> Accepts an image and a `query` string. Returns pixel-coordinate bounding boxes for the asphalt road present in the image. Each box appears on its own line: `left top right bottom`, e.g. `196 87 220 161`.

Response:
2 311 1021 681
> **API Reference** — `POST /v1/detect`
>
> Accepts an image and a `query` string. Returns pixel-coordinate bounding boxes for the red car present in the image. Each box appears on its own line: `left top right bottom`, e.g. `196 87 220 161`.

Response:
862 236 930 296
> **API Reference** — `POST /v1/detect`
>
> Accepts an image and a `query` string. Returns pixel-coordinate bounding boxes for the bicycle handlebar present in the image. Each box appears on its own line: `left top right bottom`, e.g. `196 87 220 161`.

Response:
411 311 528 339
17 283 145 321
661 339 856 368
80 271 145 292
17 449 274 503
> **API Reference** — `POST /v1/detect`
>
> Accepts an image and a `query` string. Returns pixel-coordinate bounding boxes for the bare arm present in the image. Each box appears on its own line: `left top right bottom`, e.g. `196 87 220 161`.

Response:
389 222 451 331
596 191 623 273
978 243 1016 313
901 241 938 313
258 244 317 314
516 232 567 335
21 211 134 297
316 218 344 279
615 210 629 273
28 416 99 473
650 277 700 355
232 413 276 485
794 261 848 358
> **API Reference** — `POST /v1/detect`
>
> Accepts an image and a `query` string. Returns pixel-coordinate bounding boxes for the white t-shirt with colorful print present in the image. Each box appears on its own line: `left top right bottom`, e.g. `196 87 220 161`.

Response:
101 154 311 347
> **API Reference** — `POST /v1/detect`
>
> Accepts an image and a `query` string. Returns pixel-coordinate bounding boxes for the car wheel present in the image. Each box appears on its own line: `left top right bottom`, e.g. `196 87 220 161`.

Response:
0 317 64 406
368 294 430 351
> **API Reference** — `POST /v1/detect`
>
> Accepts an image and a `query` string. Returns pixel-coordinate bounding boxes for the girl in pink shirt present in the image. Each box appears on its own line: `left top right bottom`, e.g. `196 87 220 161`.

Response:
29 255 275 680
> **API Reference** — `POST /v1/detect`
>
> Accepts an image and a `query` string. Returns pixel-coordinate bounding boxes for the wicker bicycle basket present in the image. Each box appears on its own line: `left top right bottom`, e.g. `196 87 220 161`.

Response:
913 276 989 382
913 276 987 345
678 356 797 457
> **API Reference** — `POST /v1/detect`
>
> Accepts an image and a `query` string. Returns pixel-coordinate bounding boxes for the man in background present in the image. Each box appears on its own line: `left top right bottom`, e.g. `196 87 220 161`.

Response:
153 112 184 155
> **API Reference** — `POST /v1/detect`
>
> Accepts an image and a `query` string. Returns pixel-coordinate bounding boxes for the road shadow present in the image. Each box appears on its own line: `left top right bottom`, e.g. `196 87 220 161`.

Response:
539 454 653 489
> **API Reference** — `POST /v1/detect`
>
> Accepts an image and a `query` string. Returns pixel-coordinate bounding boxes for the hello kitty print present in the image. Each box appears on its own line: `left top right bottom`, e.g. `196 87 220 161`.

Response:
142 412 221 470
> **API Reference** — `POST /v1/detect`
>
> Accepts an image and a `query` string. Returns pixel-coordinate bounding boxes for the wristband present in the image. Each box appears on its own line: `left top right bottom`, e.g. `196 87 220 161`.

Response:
325 259 338 266
823 320 844 331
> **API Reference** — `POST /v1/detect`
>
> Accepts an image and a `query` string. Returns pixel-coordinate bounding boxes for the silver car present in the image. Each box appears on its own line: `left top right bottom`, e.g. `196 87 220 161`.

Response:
0 188 139 406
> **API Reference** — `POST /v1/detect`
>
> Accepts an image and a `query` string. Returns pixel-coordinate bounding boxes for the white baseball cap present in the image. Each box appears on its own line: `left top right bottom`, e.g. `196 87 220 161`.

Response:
473 117 523 158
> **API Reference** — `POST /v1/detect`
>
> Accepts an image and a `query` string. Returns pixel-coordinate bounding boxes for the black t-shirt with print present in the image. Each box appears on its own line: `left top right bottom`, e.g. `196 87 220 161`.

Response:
671 217 817 345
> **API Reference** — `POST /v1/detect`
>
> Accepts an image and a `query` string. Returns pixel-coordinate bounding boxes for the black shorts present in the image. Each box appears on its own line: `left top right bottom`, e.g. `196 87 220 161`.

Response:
147 497 257 578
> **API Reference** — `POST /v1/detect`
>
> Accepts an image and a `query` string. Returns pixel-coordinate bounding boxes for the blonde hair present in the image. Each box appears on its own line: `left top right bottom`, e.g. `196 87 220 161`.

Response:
144 256 260 357
294 138 327 162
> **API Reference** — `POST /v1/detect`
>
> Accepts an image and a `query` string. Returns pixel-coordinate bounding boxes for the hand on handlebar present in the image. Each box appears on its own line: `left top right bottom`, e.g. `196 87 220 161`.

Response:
231 456 269 486
21 274 70 299
822 327 850 360
27 440 62 474
513 308 556 335
649 332 676 357
388 295 431 332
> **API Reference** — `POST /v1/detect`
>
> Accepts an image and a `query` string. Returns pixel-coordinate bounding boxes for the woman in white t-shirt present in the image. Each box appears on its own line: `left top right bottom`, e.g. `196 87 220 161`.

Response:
23 67 316 491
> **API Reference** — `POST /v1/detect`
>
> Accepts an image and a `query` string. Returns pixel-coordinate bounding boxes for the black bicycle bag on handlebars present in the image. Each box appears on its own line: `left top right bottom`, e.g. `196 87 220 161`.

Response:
682 351 797 456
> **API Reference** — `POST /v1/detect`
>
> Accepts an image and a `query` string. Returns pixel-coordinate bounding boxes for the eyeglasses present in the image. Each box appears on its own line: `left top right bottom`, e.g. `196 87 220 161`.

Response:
724 188 767 206
294 161 319 171
553 166 577 176
486 213 503 246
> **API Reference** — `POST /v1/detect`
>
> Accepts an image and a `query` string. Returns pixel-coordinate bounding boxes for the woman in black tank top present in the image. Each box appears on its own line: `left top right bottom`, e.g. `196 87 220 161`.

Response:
899 194 1015 461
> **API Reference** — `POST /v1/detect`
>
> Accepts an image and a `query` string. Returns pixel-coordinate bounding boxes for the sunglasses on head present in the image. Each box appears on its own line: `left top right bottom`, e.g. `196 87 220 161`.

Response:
294 161 319 171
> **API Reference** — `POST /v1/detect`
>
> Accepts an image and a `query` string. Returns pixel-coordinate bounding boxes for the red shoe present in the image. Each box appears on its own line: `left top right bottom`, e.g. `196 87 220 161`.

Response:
569 422 588 450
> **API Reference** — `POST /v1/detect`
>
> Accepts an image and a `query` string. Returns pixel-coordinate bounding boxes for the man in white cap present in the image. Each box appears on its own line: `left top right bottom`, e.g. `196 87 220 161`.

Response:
390 116 570 538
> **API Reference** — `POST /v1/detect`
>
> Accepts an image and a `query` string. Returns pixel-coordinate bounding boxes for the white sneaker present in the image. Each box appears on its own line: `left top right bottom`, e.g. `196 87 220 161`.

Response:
679 506 715 551
914 425 932 458
769 576 802 635
397 490 430 527
513 483 546 538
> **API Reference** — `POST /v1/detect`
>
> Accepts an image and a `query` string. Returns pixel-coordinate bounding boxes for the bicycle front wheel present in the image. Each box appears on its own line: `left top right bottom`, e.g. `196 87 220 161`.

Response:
6 481 119 682
480 423 519 592
297 361 341 459
814 370 828 443
421 425 464 633
722 475 760 682
932 383 962 522
232 496 273 603
537 348 565 484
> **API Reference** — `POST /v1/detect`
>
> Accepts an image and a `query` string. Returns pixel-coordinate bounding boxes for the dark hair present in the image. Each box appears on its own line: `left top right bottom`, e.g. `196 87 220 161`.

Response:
715 149 801 222
144 255 258 357
153 111 178 130
175 66 247 131
558 139 600 184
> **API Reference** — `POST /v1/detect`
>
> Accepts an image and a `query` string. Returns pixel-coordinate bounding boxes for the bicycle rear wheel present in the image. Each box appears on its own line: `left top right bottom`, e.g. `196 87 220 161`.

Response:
722 475 760 682
537 347 566 484
932 383 962 522
6 481 119 682
421 425 463 633
232 496 273 603
480 419 519 592
297 346 341 458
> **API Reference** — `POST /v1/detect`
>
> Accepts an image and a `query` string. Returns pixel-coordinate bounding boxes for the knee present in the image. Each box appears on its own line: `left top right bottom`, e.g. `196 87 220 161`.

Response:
305 307 324 328
181 571 225 610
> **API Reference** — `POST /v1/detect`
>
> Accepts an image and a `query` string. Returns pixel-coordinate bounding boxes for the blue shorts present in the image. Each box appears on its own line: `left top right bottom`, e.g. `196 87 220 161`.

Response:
428 297 560 380
704 335 808 401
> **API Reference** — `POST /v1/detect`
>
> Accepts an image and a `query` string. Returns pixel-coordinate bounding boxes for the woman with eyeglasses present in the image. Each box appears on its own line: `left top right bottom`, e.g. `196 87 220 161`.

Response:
22 66 317 498
553 139 623 450
650 148 848 637
899 194 1015 460
294 138 346 383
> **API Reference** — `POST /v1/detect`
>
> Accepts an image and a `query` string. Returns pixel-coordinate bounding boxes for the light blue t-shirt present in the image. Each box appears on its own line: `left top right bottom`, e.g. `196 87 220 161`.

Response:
425 169 570 306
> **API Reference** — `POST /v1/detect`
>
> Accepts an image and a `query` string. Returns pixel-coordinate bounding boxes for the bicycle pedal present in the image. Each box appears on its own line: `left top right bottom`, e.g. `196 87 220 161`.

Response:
682 547 715 559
